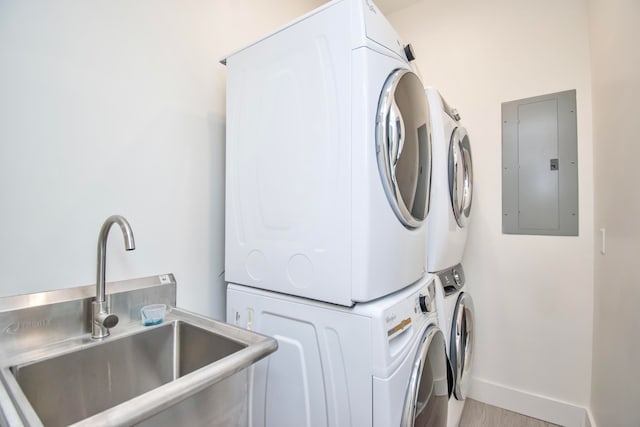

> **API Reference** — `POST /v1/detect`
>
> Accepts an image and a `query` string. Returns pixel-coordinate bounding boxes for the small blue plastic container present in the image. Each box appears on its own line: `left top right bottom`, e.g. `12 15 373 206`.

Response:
140 304 167 326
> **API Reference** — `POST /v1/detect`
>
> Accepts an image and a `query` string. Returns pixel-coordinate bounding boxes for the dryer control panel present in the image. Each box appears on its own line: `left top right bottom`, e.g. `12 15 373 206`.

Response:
438 263 466 296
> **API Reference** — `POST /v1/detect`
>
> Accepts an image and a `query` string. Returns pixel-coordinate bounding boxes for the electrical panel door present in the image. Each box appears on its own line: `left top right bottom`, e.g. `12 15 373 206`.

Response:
502 90 578 236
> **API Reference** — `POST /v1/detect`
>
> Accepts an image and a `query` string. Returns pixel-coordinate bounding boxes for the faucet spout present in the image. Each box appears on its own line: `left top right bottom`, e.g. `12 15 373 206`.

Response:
92 215 135 339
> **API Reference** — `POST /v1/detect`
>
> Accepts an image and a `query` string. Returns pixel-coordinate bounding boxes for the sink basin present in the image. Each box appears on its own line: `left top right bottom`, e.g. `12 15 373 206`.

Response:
0 309 277 427
11 321 244 427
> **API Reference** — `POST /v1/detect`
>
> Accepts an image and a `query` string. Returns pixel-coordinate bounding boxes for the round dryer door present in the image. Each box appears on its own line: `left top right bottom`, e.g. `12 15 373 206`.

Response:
376 69 432 229
448 127 473 227
401 325 449 427
450 292 475 400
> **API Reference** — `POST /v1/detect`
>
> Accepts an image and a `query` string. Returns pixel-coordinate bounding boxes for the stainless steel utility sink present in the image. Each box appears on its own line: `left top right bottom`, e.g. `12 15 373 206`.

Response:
11 320 244 427
0 307 277 427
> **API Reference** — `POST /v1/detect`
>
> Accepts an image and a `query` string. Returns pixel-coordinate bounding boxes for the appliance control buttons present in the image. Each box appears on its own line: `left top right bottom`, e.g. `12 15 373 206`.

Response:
418 295 428 313
418 294 434 314
418 295 427 313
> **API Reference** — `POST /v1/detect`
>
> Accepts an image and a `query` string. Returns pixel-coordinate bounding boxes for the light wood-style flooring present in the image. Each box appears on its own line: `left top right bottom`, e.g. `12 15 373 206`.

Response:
459 399 562 427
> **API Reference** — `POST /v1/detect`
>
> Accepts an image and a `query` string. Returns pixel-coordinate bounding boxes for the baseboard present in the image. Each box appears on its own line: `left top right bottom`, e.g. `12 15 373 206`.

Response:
584 407 597 427
469 378 591 427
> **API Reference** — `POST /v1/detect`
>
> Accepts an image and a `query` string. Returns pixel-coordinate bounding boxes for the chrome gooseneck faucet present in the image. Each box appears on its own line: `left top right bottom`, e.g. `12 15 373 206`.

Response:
92 215 136 339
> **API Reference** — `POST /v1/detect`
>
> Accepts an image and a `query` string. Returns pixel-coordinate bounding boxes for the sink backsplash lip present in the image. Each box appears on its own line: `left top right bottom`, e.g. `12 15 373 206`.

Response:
0 274 177 362
0 273 177 313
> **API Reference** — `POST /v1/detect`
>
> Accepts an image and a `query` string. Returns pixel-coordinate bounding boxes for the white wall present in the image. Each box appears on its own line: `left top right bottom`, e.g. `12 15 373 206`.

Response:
588 0 640 425
0 0 323 319
388 0 594 422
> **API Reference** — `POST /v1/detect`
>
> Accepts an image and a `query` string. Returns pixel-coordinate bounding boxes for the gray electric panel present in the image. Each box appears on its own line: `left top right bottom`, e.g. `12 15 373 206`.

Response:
502 90 578 236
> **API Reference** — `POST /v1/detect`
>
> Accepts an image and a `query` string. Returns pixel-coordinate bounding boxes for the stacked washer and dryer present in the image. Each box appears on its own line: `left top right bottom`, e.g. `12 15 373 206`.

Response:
425 87 476 427
222 0 466 426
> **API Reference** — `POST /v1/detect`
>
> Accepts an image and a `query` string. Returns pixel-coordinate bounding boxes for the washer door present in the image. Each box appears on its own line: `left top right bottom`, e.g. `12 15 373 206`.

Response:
448 127 473 227
376 69 432 229
401 324 449 427
450 292 475 400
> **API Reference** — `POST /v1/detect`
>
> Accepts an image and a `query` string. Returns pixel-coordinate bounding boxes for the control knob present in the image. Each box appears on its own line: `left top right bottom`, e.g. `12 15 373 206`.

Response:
452 268 462 286
418 294 432 314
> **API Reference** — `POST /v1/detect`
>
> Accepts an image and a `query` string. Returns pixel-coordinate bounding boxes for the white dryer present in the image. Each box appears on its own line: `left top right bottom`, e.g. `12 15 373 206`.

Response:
227 276 449 426
425 87 473 274
223 0 433 306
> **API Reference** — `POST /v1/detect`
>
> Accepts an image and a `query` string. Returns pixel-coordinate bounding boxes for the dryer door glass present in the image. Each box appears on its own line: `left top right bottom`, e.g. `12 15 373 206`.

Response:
448 127 473 227
450 292 475 400
401 325 449 427
377 69 432 229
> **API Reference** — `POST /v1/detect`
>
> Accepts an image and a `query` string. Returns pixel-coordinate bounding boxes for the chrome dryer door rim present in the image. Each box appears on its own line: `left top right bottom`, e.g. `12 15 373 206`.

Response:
376 69 432 229
448 126 473 228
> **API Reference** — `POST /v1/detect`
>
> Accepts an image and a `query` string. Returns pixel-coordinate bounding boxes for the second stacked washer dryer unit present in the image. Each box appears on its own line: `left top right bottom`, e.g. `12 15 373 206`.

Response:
425 86 476 427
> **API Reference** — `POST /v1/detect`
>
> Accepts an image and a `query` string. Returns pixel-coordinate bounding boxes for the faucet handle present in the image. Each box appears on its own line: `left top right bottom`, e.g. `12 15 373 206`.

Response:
92 300 118 338
99 312 119 329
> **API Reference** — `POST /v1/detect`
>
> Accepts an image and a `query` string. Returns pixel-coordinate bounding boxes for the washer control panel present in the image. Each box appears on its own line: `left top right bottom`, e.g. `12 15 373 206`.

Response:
384 277 436 341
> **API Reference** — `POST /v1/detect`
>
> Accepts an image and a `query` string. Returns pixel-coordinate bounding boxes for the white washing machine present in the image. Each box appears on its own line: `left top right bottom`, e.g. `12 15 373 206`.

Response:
223 0 433 306
425 87 475 426
425 87 472 274
434 270 474 427
227 276 449 426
